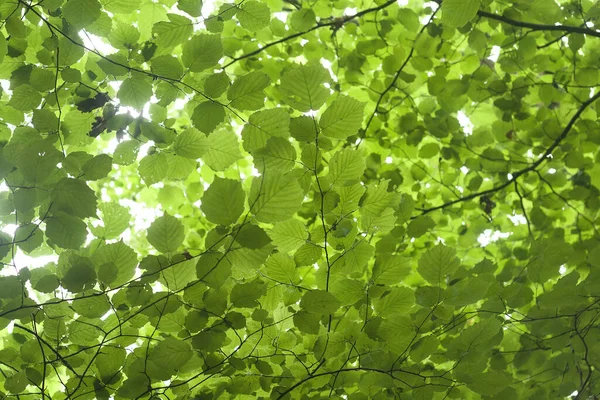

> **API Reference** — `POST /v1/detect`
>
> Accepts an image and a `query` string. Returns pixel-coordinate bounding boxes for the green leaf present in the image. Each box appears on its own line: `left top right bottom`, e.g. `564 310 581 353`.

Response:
63 0 102 29
330 279 364 306
335 241 374 276
63 110 96 144
51 178 98 219
8 85 41 111
140 121 176 145
227 71 271 110
264 252 298 284
374 287 415 317
290 9 316 31
91 202 130 239
319 96 365 139
410 335 440 363
113 140 140 165
147 338 192 378
444 275 492 306
151 55 183 79
178 0 203 17
0 32 6 64
100 0 141 13
167 154 196 180
139 153 169 185
147 214 185 253
15 224 43 254
32 109 58 133
441 0 481 28
235 224 271 250
4 0 599 396
174 128 207 159
45 212 87 250
191 101 226 134
241 108 290 152
407 215 436 238
249 171 304 223
109 22 141 49
72 294 111 318
466 371 513 396
280 64 330 112
0 276 23 299
81 154 112 180
201 129 242 171
152 14 193 49
93 241 138 286
268 219 308 253
294 242 322 266
95 346 126 379
417 244 461 285
230 279 267 308
201 177 245 225
118 76 153 110
58 37 85 65
204 72 230 98
237 1 270 31
159 257 196 291
327 148 365 187
31 268 60 293
192 329 228 352
529 238 573 283
4 370 28 394
254 137 297 172
293 310 321 334
30 67 55 92
360 180 396 217
372 255 412 285
300 290 341 315
182 34 223 72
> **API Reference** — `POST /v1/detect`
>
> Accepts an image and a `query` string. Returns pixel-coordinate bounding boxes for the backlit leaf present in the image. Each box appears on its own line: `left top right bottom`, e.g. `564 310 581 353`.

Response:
51 178 97 218
153 14 193 49
45 212 87 250
249 171 304 223
319 96 365 139
118 76 153 110
174 128 208 159
417 244 461 285
280 64 330 111
237 1 270 31
227 71 271 110
201 129 242 171
183 34 223 72
191 101 226 134
63 0 102 28
300 290 341 315
201 177 245 225
147 214 185 253
441 0 480 28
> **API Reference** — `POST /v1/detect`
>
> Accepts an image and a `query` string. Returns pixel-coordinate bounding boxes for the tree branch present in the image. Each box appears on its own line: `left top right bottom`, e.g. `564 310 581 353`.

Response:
222 0 398 69
478 10 600 39
416 90 600 216
431 0 600 38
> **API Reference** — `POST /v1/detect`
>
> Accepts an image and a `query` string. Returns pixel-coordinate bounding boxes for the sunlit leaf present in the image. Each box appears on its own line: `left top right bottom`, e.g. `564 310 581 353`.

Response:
147 214 185 253
319 96 365 139
63 0 102 28
279 64 330 112
441 0 480 28
201 177 245 225
237 1 270 31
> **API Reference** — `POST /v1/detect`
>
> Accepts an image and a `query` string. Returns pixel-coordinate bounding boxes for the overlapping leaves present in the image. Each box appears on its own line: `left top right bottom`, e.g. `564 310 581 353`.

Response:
0 0 599 399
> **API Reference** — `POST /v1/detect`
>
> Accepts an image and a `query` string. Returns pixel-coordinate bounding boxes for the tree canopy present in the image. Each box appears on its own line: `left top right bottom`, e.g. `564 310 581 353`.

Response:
1 0 600 398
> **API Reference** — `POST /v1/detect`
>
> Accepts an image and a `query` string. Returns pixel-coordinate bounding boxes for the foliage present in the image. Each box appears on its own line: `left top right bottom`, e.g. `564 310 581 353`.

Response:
0 0 600 398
